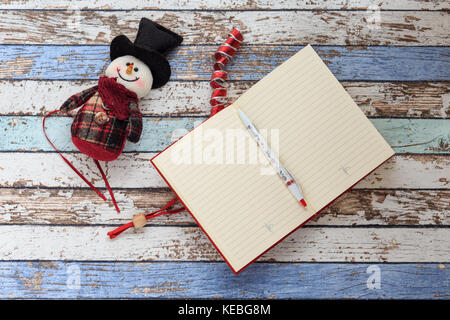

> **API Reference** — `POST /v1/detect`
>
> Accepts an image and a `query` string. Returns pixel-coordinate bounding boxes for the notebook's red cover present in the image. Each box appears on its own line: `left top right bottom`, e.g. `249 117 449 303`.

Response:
150 113 394 274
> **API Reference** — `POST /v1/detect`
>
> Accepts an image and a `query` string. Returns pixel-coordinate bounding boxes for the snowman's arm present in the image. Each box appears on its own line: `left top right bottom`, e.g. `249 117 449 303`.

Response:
127 101 142 143
60 86 98 112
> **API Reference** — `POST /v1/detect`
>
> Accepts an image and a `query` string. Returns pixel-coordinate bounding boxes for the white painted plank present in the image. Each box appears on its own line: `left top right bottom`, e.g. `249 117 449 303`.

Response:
0 152 164 188
1 0 446 10
0 10 448 45
0 80 214 116
0 225 447 262
1 80 448 118
0 153 447 189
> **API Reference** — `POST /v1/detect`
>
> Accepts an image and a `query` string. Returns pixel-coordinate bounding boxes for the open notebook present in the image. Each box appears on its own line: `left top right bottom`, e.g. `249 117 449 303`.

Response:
151 45 394 273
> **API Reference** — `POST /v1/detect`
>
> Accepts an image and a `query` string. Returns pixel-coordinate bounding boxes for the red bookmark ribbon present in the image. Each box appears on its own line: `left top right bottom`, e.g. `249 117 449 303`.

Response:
107 196 183 239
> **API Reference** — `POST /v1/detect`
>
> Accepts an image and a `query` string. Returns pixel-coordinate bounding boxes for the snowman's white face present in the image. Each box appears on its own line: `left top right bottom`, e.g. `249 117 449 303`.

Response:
105 55 153 98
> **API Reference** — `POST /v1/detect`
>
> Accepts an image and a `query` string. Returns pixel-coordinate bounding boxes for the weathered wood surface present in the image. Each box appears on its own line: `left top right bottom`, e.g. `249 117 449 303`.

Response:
0 0 448 300
3 116 447 153
0 225 448 262
1 10 448 45
0 188 448 226
1 45 449 81
0 153 447 189
1 80 449 118
0 262 448 299
2 0 448 10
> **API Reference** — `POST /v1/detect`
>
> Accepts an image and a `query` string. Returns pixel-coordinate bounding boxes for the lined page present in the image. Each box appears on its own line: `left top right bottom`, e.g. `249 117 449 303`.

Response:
235 45 394 211
152 45 394 272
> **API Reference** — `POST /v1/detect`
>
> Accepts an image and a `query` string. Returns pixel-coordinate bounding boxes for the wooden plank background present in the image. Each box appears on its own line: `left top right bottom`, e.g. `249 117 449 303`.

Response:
0 0 448 299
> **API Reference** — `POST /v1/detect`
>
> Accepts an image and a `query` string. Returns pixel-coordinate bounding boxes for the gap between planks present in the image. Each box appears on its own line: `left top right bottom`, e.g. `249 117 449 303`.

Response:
0 10 448 45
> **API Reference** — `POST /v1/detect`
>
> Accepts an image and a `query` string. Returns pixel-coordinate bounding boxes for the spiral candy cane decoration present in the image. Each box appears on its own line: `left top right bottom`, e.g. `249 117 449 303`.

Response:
210 28 243 116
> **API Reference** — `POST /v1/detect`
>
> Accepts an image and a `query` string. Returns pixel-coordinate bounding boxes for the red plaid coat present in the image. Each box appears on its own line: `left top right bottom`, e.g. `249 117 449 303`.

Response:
60 86 142 160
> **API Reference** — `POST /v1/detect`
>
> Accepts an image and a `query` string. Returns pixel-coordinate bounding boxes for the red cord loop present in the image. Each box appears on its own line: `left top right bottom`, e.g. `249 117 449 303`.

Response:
94 159 120 213
43 109 121 213
43 110 107 201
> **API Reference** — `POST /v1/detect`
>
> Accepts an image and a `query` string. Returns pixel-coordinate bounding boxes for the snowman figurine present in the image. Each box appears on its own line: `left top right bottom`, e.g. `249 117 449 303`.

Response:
51 18 183 212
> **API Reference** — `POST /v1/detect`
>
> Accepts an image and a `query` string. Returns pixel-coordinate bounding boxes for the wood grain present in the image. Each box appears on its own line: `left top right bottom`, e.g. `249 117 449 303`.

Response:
0 262 448 299
2 0 447 10
0 225 448 262
0 10 448 45
1 45 448 81
2 116 449 153
0 153 447 189
0 0 448 301
1 80 448 118
0 189 448 226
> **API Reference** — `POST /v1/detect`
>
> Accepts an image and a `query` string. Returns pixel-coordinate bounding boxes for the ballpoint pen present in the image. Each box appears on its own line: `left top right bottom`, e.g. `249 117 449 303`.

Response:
237 109 307 207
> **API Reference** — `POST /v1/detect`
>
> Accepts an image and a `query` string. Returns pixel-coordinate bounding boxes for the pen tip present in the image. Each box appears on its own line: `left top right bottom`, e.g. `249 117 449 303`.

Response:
300 199 307 207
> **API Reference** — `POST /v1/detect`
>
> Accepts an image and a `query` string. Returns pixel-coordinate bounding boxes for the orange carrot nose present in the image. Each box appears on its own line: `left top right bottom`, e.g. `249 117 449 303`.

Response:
126 63 134 74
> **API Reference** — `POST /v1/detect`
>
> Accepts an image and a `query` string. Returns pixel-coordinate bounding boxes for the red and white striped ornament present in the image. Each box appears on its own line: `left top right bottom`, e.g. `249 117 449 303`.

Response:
210 28 243 116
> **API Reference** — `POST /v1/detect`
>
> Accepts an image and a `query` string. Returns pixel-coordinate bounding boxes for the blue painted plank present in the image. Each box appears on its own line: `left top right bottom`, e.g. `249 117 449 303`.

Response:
0 262 448 299
371 118 450 154
0 45 449 81
2 116 448 154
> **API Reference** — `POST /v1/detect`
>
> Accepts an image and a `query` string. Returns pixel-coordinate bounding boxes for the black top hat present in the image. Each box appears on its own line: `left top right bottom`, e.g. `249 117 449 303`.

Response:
110 18 183 89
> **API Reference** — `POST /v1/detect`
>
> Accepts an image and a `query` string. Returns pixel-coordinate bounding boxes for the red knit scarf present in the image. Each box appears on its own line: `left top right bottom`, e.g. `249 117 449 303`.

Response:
98 76 138 120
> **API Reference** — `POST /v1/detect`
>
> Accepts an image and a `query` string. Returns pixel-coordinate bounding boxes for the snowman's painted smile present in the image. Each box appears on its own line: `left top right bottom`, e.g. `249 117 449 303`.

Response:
117 68 140 82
